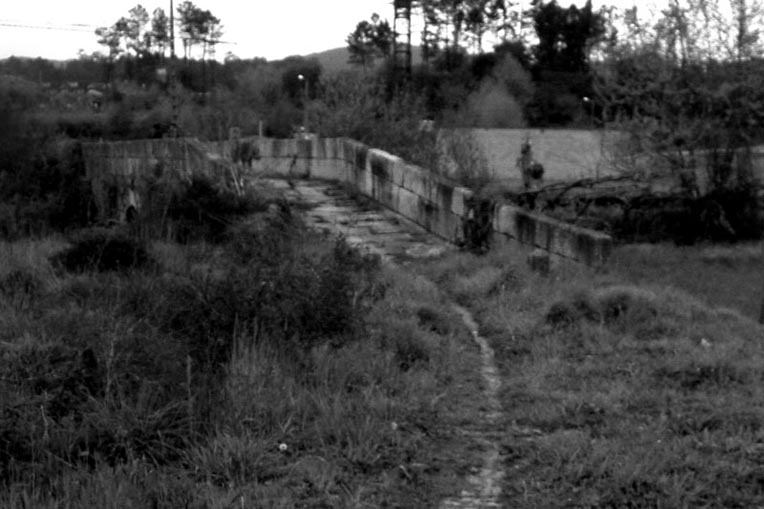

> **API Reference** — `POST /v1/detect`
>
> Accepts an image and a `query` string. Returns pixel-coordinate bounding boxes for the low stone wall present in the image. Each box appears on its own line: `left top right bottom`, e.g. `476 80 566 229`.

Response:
81 138 233 221
493 204 612 266
253 137 613 266
82 135 613 266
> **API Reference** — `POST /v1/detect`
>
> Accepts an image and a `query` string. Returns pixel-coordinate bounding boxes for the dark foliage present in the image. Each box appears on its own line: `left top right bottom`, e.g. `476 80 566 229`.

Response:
545 292 601 327
0 81 98 237
460 197 495 254
0 269 43 311
616 187 763 244
166 176 267 243
51 227 152 272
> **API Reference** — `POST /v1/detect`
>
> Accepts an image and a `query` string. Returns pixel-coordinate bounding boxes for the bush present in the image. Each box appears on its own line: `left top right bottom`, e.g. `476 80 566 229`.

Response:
438 130 492 190
51 227 152 273
165 176 268 243
544 286 677 340
616 187 763 244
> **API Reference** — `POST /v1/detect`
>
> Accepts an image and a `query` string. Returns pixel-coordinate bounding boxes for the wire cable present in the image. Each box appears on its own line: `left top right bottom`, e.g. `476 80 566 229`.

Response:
0 22 94 33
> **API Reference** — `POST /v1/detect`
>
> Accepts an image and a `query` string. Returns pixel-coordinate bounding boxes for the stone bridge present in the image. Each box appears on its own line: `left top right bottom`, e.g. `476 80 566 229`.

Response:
81 136 612 267
81 134 614 507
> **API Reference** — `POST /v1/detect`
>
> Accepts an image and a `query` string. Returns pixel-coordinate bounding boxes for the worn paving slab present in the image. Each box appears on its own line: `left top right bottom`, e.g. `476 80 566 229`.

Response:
264 179 453 263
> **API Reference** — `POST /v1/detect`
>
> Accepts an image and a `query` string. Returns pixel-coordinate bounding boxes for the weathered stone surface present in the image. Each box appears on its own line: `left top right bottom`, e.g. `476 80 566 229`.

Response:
82 135 613 267
273 179 453 263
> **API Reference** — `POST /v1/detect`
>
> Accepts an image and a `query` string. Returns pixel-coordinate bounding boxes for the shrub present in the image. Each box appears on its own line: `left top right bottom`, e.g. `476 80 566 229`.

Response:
544 286 678 340
545 292 601 327
165 176 268 243
51 227 152 273
438 130 492 191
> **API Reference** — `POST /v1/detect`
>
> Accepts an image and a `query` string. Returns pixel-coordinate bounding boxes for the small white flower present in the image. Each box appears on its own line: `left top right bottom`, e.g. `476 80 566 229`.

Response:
278 443 288 452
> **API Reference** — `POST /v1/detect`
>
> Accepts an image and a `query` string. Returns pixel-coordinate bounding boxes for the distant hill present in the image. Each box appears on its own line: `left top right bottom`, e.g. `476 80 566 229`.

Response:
306 46 423 74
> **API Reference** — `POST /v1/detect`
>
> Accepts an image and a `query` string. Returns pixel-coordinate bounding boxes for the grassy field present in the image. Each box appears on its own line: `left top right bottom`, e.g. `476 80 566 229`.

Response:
0 216 486 508
416 243 764 507
609 242 764 321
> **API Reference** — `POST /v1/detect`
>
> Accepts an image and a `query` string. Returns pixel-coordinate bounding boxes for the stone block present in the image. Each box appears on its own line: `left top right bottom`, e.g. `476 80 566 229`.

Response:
371 174 394 206
390 157 408 187
369 149 396 183
312 138 327 160
451 186 472 217
433 208 461 242
296 139 312 160
341 138 361 166
494 205 514 238
310 159 342 181
534 217 555 250
401 164 429 198
574 229 612 267
430 180 448 210
395 186 422 224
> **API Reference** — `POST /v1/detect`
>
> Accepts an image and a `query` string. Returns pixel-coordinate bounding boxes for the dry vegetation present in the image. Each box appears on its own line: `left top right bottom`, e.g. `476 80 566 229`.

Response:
416 243 764 507
0 204 484 507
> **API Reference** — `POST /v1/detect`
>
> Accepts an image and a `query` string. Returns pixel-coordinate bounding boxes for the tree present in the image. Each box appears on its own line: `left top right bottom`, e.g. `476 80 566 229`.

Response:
531 0 605 73
592 2 764 243
94 5 158 82
95 25 122 83
177 1 222 62
149 7 171 59
418 0 519 55
126 4 150 56
346 13 394 70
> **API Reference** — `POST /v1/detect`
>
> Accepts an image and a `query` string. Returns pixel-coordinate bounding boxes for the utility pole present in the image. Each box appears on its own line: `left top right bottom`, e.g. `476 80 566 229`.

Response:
170 0 175 59
169 0 179 135
393 0 413 81
298 74 308 135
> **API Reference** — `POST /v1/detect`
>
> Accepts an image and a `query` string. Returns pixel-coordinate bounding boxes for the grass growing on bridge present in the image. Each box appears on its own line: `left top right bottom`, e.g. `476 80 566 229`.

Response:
418 245 764 507
0 213 477 507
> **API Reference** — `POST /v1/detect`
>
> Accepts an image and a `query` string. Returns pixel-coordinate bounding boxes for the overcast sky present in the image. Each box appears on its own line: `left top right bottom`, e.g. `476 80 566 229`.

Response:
0 0 641 62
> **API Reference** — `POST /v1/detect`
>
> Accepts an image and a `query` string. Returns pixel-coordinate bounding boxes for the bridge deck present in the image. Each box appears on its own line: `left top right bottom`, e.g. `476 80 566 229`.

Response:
265 179 454 263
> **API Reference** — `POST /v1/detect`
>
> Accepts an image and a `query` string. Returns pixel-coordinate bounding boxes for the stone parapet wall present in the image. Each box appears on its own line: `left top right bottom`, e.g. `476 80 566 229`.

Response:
253 137 612 266
82 135 613 266
493 204 613 266
81 138 234 222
